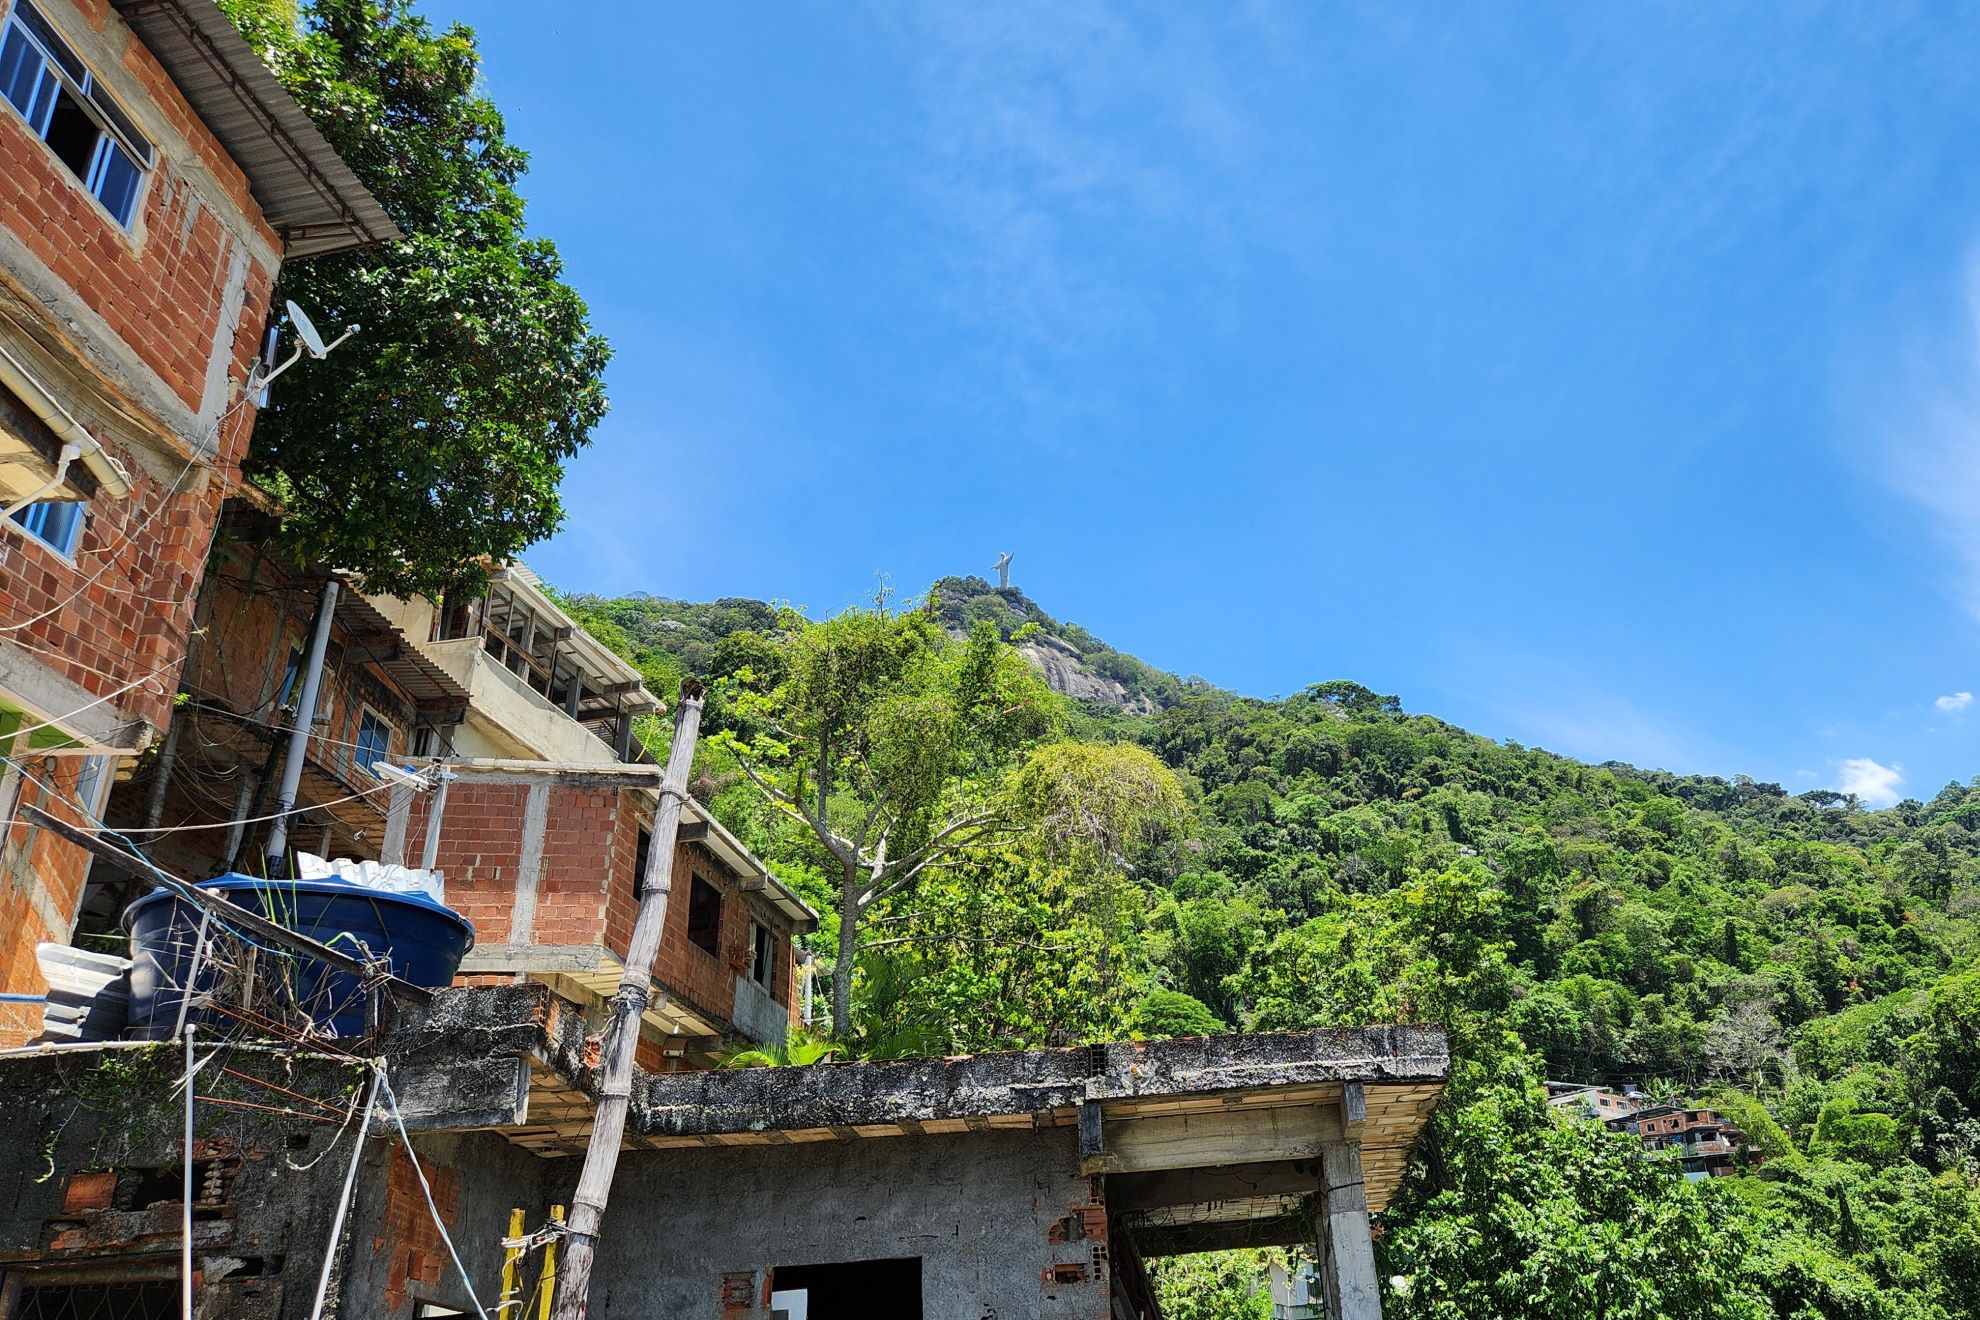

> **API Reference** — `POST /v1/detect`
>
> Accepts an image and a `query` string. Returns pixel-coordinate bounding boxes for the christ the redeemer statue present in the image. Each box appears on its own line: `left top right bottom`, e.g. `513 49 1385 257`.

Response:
994 552 1013 590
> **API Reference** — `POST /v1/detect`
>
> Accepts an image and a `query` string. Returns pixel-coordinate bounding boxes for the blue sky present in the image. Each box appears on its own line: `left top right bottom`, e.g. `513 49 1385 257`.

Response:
452 0 1980 807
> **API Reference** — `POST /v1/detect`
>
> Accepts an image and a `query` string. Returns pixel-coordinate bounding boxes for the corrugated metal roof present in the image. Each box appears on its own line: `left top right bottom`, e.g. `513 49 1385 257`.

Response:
111 0 398 259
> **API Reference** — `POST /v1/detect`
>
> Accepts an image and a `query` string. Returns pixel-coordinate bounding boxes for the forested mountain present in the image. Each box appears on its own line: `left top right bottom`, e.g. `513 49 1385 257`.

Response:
557 580 1980 1319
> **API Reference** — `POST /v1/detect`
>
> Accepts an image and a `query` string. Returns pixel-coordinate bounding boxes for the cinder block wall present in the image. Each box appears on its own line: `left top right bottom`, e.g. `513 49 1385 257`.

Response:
572 1128 1115 1319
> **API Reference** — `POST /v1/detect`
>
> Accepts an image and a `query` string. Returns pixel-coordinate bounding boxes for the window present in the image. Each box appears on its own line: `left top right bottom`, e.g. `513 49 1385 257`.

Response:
73 752 109 816
630 825 651 897
275 646 303 712
686 875 721 956
354 708 390 773
13 1279 179 1318
0 0 152 226
751 919 774 988
9 498 82 554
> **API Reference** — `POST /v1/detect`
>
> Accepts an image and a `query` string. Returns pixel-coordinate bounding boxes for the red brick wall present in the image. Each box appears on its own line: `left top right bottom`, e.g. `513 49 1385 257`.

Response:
416 783 534 945
425 780 803 1032
1 0 279 409
0 0 284 739
373 1144 461 1313
0 755 93 1044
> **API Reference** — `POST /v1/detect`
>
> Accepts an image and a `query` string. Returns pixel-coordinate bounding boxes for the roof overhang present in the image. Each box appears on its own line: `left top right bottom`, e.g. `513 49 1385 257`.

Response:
111 0 398 259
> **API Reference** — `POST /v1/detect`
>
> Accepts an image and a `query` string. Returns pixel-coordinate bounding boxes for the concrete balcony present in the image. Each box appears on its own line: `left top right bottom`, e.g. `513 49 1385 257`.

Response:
417 637 621 766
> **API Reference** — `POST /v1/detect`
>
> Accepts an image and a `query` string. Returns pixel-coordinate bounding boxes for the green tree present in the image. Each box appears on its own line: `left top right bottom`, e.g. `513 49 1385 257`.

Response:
716 601 1059 1035
222 0 610 598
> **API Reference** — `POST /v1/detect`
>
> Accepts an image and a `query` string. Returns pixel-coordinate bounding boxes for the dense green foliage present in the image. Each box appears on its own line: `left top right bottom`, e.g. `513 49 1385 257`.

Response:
568 583 1980 1317
222 0 610 598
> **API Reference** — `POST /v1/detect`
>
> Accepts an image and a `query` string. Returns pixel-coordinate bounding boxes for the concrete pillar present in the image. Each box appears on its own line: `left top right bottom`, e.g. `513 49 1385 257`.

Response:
379 781 414 865
1317 1139 1381 1320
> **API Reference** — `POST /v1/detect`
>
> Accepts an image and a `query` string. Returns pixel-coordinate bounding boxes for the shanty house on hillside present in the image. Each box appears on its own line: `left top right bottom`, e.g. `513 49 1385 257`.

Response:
0 0 393 1041
77 496 473 931
95 548 814 1061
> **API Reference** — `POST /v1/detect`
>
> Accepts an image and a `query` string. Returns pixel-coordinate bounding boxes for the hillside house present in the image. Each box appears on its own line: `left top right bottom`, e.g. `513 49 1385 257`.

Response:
77 499 473 931
0 0 391 1041
1608 1104 1750 1180
1544 1081 1641 1120
90 541 814 1058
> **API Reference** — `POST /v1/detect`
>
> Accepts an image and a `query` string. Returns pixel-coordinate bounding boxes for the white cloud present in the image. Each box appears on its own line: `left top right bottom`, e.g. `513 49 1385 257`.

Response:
1935 691 1973 713
1834 757 1904 808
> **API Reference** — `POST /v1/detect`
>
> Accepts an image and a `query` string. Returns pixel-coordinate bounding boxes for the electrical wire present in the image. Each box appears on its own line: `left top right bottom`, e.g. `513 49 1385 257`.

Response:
0 387 255 637
377 1070 493 1320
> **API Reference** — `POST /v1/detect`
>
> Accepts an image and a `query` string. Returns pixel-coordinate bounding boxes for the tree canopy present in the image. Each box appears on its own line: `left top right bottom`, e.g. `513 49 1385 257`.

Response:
222 0 610 598
570 579 1980 1312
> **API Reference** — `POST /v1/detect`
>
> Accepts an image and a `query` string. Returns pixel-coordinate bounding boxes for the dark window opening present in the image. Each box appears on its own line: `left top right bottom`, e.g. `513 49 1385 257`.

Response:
686 875 721 956
0 1 152 228
751 920 773 989
15 1281 178 1319
631 827 651 898
771 1257 922 1320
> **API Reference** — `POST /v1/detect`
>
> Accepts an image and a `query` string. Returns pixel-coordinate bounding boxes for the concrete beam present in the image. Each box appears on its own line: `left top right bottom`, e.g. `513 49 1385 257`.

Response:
1108 1159 1319 1213
1096 1104 1344 1175
1128 1211 1312 1257
382 1056 530 1131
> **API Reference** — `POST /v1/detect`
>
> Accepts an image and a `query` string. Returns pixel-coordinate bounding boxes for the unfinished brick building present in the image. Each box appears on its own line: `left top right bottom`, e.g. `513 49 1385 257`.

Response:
0 0 392 1039
406 761 816 1066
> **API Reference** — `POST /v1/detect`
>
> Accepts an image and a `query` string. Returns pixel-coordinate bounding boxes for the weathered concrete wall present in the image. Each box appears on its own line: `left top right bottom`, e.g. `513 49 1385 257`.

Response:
0 1044 364 1318
570 1128 1113 1320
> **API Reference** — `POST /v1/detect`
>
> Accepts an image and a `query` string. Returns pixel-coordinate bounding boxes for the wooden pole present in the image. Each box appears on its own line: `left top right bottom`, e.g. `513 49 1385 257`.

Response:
549 680 702 1320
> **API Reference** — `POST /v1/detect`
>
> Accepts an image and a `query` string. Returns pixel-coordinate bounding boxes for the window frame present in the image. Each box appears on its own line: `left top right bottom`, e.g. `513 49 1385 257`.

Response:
353 706 392 775
685 873 722 958
7 498 83 557
750 918 774 989
0 0 154 229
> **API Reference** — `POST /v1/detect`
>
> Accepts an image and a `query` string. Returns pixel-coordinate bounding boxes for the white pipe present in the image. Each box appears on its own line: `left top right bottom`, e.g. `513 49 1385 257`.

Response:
181 1025 196 1320
0 339 132 499
266 578 339 870
0 439 79 521
308 1064 383 1320
418 766 454 872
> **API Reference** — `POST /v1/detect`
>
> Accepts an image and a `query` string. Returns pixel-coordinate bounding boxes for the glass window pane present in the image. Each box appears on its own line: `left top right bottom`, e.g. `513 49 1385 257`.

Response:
11 499 83 555
0 24 44 117
12 1 83 83
93 139 139 224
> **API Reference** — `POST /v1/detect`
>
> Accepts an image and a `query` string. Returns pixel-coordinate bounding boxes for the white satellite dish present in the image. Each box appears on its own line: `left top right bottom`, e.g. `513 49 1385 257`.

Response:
287 299 328 358
247 301 361 398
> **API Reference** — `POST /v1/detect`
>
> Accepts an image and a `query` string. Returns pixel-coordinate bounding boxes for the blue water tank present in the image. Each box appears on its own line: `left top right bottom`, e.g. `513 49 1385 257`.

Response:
122 874 475 1039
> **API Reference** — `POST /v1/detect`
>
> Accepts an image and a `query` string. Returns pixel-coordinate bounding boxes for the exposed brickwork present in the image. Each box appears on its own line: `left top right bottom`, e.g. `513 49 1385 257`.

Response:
374 1144 461 1312
0 755 100 1037
0 0 340 1039
424 779 803 1037
0 3 277 410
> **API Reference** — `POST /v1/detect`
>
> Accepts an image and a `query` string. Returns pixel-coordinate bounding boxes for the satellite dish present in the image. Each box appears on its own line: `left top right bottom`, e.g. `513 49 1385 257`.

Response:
287 299 328 358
